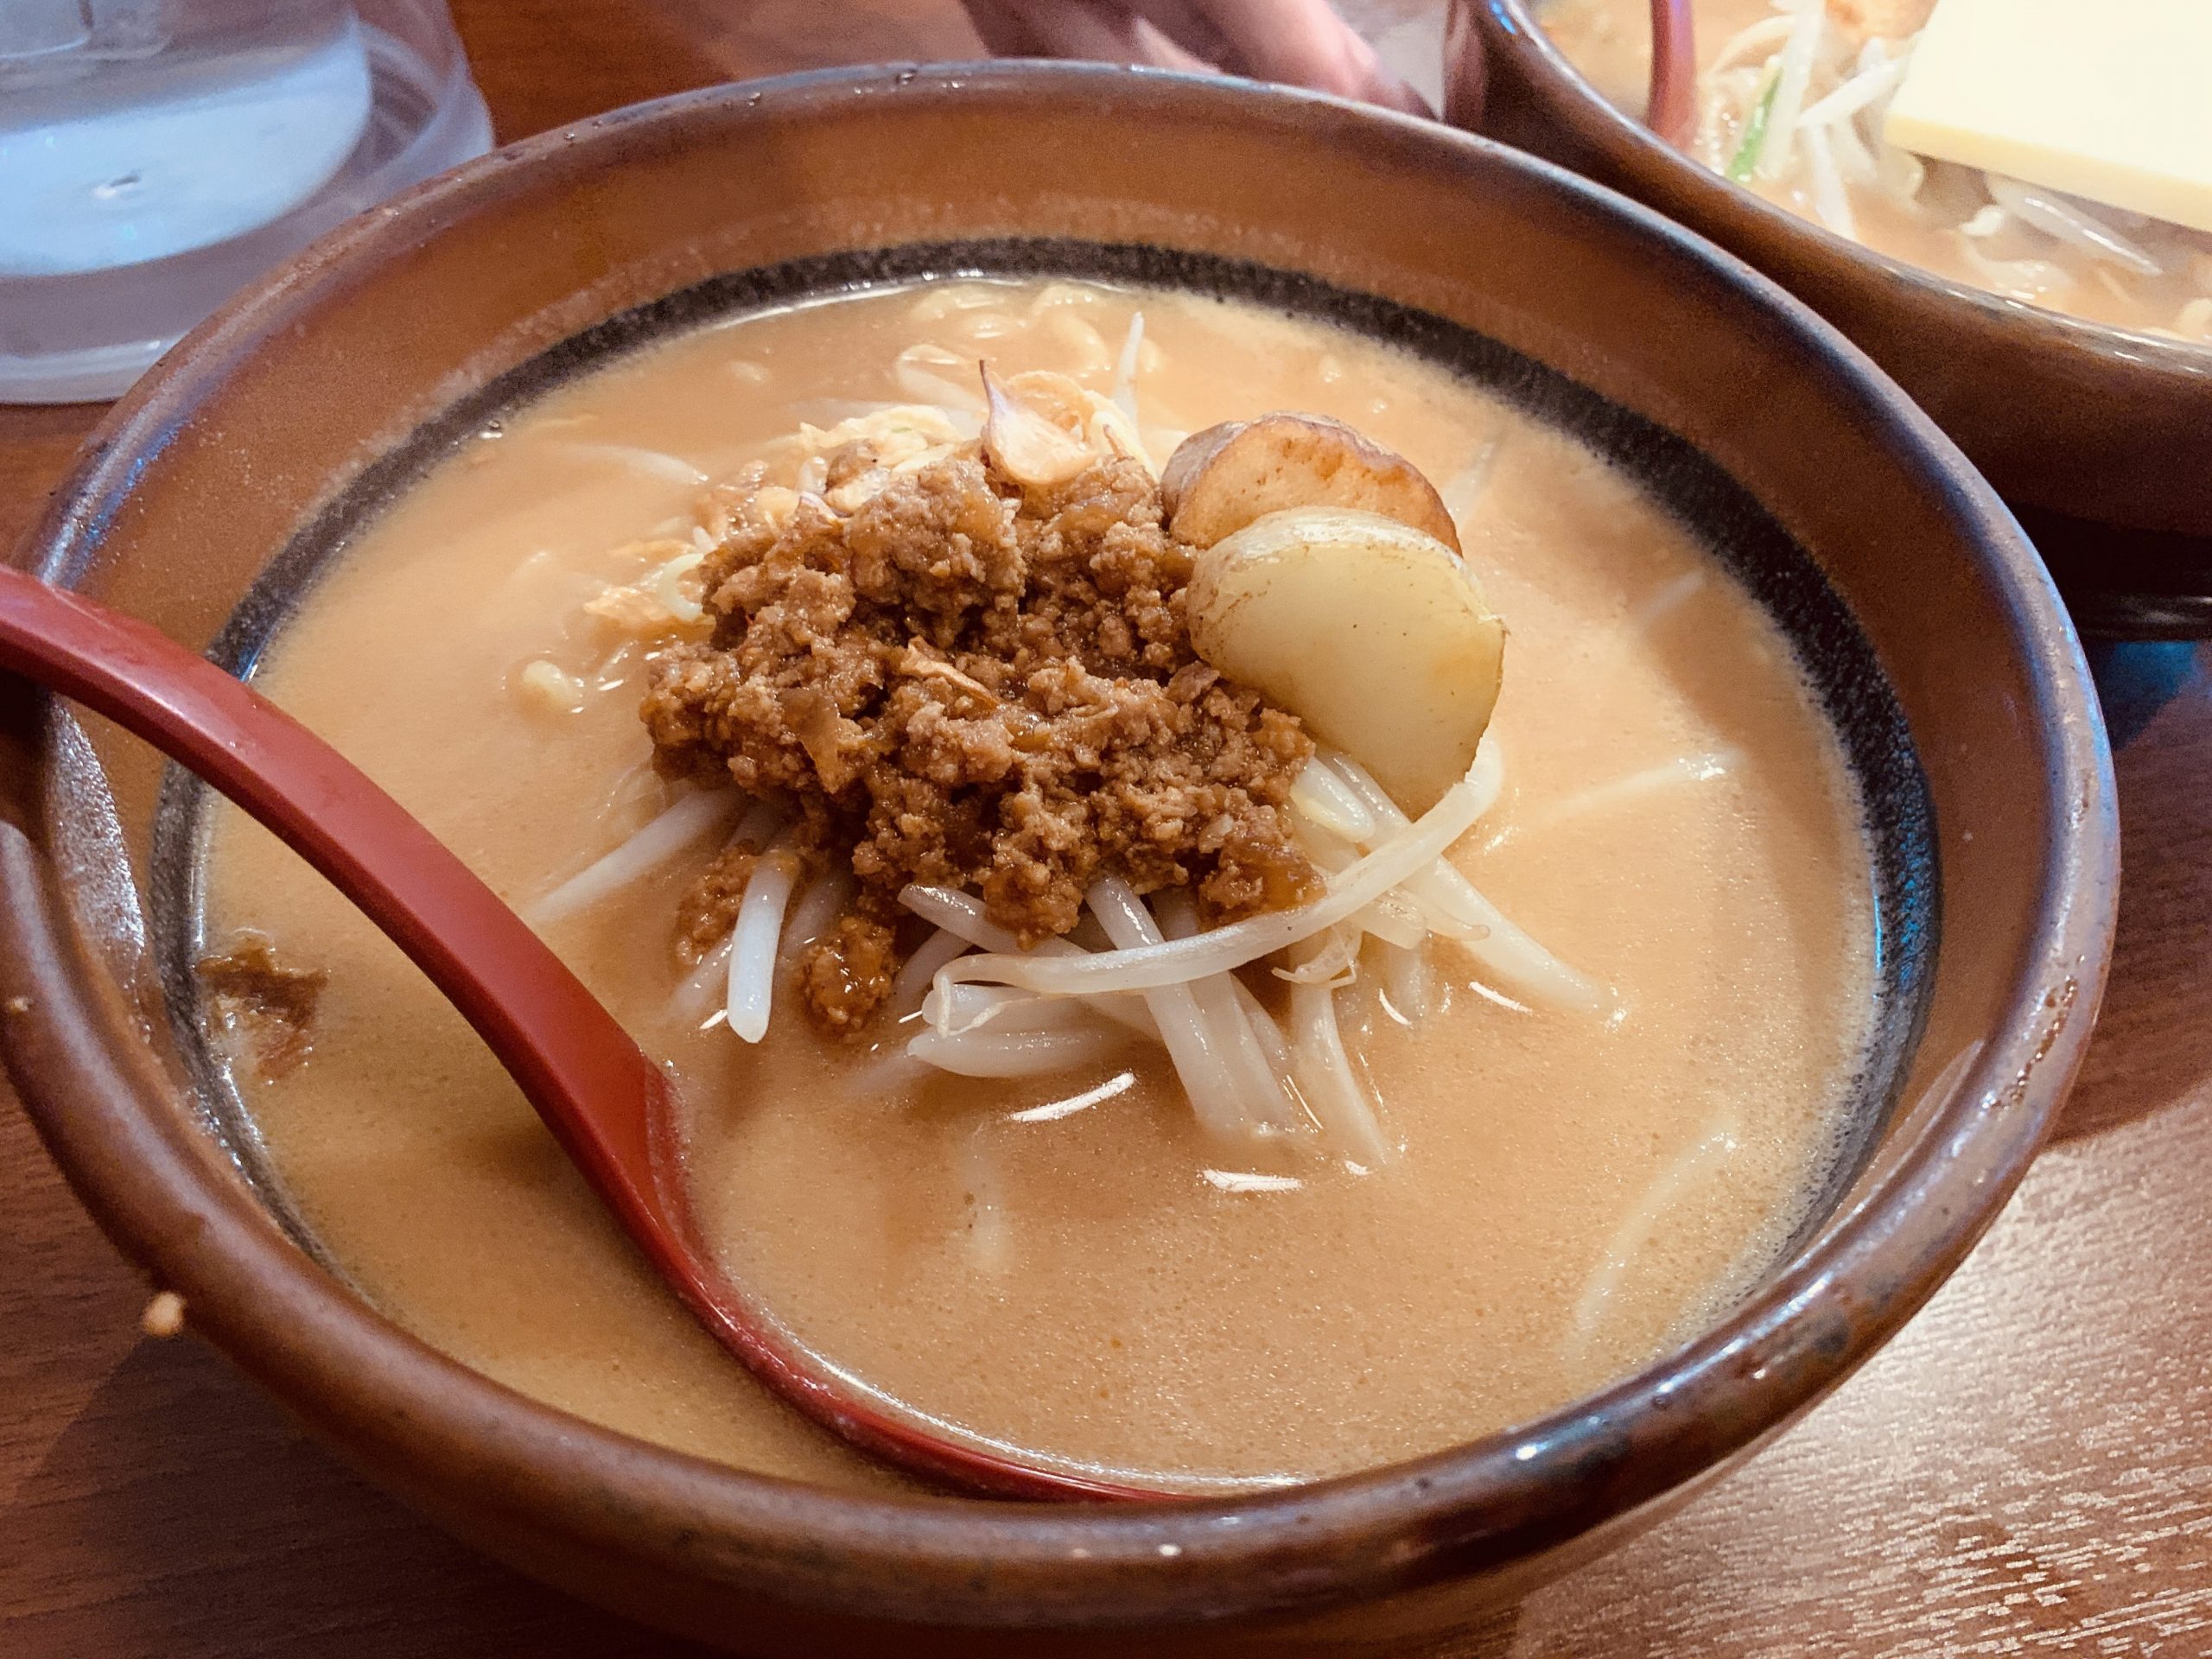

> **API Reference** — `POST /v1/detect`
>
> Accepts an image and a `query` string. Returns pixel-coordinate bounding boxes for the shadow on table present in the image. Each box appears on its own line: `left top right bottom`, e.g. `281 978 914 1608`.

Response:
3 1337 715 1659
5 1334 1542 1658
2050 643 2212 1145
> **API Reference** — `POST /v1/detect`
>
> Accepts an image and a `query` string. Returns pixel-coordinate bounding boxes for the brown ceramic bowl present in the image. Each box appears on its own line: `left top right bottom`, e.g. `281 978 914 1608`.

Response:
1452 0 2212 637
0 64 2115 1654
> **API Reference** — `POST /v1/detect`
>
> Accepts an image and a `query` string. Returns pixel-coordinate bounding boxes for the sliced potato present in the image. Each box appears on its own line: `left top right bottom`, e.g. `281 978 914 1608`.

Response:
1007 368 1147 471
979 364 1092 489
1160 414 1461 552
1188 507 1503 815
980 365 1147 487
1002 369 1094 432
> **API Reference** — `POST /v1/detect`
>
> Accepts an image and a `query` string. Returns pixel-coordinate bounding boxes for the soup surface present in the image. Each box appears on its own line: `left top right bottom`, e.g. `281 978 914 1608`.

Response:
200 275 1877 1490
1541 0 2212 342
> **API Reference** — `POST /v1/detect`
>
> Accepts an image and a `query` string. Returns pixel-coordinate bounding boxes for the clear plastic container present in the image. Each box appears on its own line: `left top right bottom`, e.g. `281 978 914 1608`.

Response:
0 0 491 404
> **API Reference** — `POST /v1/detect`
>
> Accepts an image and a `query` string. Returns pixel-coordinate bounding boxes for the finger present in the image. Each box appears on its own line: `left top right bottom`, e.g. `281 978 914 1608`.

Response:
1127 13 1224 74
963 0 1218 72
959 0 1050 55
1107 0 1239 64
1134 0 1434 115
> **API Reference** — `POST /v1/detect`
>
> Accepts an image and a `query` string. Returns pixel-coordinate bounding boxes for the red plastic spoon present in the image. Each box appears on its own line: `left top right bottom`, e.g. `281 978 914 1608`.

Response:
1451 1 1694 147
1647 0 1697 148
0 564 1147 1503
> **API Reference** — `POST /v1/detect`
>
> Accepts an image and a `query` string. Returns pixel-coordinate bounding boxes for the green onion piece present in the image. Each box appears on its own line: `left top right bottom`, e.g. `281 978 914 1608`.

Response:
1728 73 1781 183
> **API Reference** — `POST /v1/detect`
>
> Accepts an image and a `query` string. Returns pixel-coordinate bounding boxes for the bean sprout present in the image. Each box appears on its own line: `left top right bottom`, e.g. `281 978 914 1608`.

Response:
529 789 741 925
726 845 800 1043
1986 175 2164 277
930 755 1496 1001
1085 877 1259 1143
1287 971 1390 1167
552 443 707 489
908 1025 1128 1078
1754 0 1828 185
891 926 974 1018
1110 311 1145 429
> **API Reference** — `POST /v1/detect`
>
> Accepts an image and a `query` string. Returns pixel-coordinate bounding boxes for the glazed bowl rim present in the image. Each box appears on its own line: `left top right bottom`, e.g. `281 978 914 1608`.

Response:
0 60 2118 1624
1475 0 2212 384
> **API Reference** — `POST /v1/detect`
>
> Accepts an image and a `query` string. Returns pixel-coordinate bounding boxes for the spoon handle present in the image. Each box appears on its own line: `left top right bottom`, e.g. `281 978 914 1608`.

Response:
1649 0 1696 147
0 566 1144 1502
0 565 671 1231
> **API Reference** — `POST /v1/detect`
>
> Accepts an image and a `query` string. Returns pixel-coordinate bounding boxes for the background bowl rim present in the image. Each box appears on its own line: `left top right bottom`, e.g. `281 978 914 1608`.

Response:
0 60 2119 1624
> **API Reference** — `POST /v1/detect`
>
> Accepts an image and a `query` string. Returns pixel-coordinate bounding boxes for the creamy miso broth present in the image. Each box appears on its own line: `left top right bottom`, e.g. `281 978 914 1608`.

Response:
197 273 1881 1491
1541 0 2212 342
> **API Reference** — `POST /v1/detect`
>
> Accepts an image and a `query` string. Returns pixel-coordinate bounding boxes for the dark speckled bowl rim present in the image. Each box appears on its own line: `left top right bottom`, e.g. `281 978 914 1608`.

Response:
1474 0 2212 383
0 63 2116 1629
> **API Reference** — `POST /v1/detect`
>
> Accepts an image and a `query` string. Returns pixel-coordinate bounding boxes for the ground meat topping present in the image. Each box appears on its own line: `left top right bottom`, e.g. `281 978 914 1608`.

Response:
674 842 761 963
798 914 899 1038
641 432 1322 1033
197 932 326 1078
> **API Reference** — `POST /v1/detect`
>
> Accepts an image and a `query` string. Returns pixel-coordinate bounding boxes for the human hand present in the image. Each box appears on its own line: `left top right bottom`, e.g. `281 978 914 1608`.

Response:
960 0 1434 118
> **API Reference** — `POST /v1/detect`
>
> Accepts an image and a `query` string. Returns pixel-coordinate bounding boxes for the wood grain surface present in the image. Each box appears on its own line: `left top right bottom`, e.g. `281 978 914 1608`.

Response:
4 3 2209 1654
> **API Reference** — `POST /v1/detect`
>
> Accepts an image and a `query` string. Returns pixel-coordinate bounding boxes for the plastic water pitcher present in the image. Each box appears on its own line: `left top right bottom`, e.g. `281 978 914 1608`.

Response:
0 0 491 403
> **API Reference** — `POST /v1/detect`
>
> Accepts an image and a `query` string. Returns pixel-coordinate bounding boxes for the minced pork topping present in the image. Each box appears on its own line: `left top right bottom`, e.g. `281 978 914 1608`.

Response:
639 422 1319 1038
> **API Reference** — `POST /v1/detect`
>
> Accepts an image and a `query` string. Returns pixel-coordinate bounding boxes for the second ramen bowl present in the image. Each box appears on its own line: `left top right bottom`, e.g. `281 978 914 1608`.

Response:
1453 0 2212 636
0 62 2115 1653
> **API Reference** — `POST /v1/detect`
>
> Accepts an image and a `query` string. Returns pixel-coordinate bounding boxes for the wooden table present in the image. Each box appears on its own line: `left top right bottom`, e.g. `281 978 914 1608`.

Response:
5 4 2208 1653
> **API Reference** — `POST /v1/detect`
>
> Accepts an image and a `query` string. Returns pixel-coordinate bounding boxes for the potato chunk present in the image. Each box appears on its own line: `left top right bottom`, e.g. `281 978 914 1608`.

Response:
1160 415 1461 552
980 364 1093 489
1187 507 1503 815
